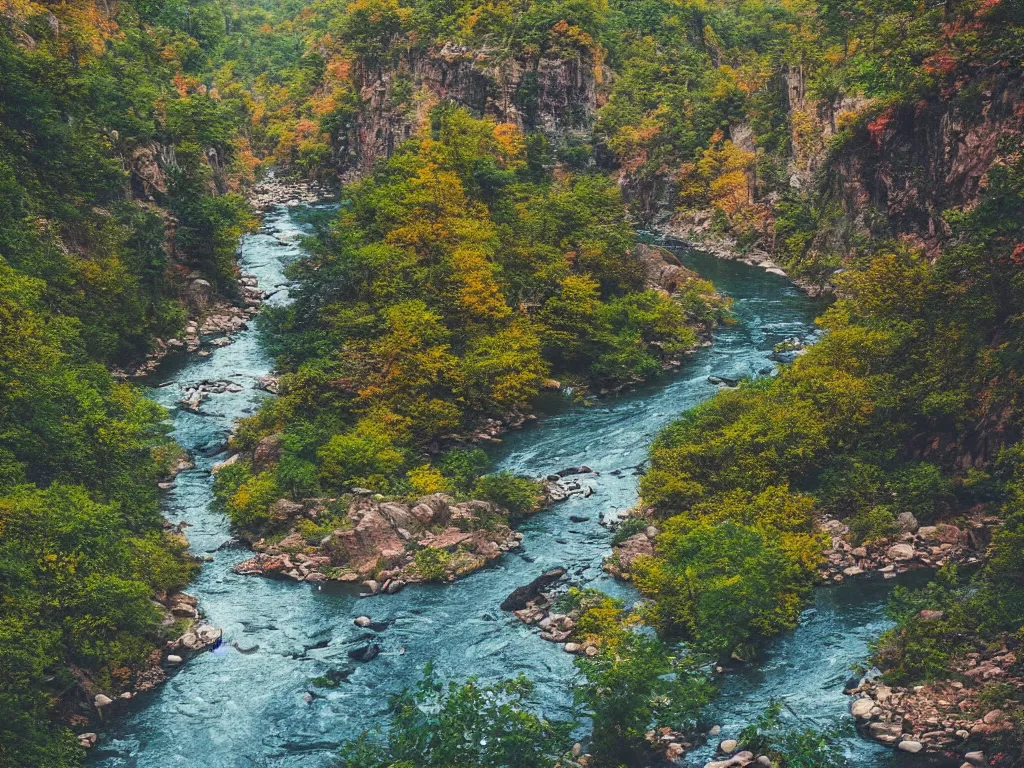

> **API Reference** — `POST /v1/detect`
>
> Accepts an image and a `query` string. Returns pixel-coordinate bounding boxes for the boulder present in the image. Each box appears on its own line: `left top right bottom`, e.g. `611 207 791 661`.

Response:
896 511 919 532
185 278 213 313
167 654 183 664
354 616 372 628
270 498 304 522
378 501 417 530
94 694 113 708
637 243 691 293
212 453 241 473
719 739 738 754
851 698 874 718
887 543 916 561
616 533 654 570
348 644 381 662
557 466 593 477
500 567 567 611
897 741 923 753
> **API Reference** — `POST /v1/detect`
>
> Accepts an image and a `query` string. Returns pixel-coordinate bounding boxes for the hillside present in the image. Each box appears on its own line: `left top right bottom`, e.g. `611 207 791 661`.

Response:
3 0 1024 766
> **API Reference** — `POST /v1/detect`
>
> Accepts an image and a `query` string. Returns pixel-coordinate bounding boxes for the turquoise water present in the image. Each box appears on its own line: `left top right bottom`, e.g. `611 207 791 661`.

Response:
91 208 942 767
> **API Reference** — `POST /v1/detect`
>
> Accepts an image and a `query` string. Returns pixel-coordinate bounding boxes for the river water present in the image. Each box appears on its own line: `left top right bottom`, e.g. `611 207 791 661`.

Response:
92 206 948 767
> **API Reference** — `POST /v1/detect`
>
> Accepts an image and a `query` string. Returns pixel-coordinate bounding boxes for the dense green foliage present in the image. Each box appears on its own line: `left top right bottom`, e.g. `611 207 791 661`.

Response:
0 232 201 764
335 666 574 768
223 106 721 522
634 144 1024 656
0 0 294 761
738 703 849 768
574 630 713 765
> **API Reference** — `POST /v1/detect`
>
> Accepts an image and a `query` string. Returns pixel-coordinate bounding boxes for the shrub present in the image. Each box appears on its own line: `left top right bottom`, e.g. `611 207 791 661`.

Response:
412 548 453 582
336 666 573 767
472 472 542 521
848 505 897 545
225 472 281 529
575 631 713 766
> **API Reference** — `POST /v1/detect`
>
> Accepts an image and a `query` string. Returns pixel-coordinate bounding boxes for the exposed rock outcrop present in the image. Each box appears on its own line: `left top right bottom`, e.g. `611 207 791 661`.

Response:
233 493 531 587
335 45 608 178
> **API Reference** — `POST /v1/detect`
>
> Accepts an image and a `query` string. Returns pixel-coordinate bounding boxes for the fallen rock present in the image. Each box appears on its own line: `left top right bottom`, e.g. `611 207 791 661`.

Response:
500 567 567 611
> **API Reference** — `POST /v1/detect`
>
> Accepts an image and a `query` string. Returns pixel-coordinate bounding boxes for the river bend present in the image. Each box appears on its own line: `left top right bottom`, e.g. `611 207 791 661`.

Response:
93 206 940 767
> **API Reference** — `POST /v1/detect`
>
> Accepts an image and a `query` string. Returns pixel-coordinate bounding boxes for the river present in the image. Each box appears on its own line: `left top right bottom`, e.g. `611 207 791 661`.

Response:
92 205 949 767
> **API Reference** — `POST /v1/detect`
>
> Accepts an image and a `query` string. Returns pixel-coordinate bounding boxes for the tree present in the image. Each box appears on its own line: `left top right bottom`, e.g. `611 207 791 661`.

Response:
575 631 713 766
336 667 573 768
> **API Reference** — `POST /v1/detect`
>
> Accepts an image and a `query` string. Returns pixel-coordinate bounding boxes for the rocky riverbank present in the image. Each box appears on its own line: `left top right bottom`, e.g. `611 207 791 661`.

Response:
820 513 992 583
117 176 324 380
72 589 222 750
601 507 993 587
653 212 828 297
849 647 1019 764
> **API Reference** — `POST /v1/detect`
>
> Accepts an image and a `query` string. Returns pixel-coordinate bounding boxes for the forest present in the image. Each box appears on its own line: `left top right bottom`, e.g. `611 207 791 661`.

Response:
1 0 1023 765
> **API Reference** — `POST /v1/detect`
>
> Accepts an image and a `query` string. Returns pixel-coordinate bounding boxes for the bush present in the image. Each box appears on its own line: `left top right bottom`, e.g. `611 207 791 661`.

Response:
633 520 820 657
412 548 453 582
472 472 542 521
738 702 849 768
436 449 490 493
574 631 713 766
225 472 281 529
336 666 573 767
848 505 897 545
318 428 406 492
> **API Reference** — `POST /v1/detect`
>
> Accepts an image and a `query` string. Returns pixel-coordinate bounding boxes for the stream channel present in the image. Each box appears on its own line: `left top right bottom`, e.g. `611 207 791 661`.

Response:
92 204 955 767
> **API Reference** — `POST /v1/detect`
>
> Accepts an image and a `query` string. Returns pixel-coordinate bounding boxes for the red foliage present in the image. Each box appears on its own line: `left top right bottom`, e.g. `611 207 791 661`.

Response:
867 110 893 149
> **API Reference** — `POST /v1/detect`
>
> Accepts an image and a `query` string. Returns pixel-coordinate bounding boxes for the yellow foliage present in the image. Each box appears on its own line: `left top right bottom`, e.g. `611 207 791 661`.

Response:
491 123 525 169
406 465 453 496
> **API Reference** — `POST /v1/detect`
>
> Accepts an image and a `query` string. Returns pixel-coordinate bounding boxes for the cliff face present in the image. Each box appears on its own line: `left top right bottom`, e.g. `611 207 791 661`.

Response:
824 75 1024 257
336 44 606 177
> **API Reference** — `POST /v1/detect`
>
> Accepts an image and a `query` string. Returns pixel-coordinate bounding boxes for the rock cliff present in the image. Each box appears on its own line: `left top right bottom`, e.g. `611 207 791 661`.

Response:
335 45 608 177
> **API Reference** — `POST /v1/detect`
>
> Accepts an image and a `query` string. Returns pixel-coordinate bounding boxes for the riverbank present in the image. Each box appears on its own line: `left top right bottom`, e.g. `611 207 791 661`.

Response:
90 232 874 768
653 210 830 298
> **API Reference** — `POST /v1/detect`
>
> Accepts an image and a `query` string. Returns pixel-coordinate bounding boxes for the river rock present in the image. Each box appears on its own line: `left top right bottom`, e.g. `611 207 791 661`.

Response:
557 465 593 477
94 693 113 707
851 698 874 718
500 567 567 611
348 644 381 662
354 616 372 628
897 740 923 753
78 732 98 748
719 739 738 753
166 654 183 664
887 543 915 561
